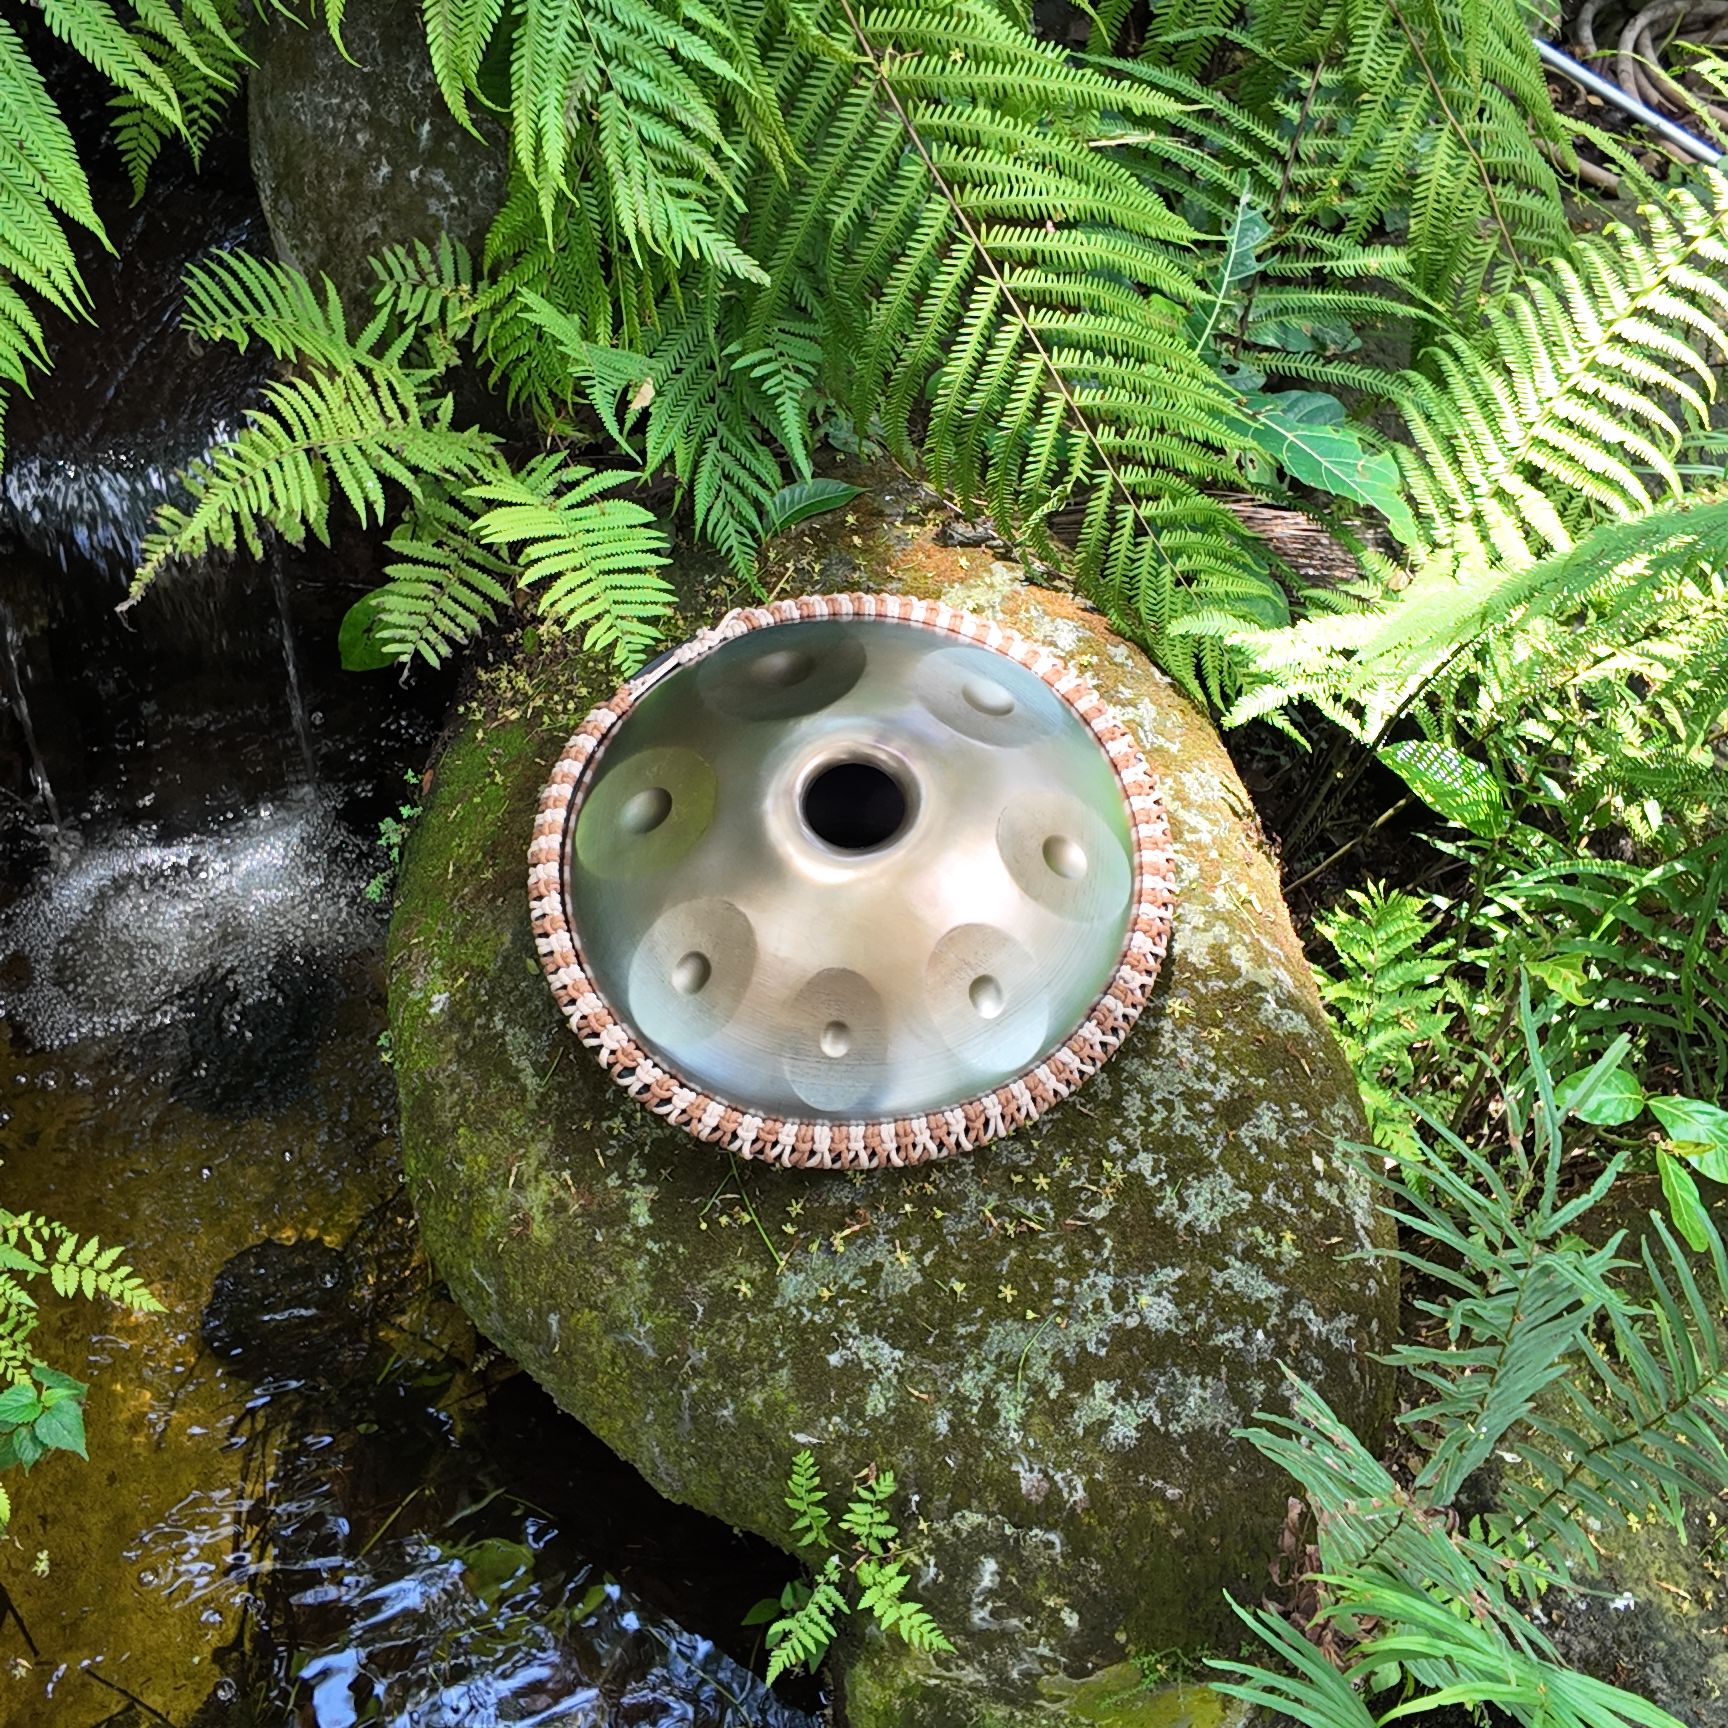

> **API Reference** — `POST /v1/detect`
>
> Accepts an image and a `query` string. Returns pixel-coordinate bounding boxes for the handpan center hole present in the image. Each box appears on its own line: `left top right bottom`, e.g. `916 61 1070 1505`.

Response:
801 761 908 852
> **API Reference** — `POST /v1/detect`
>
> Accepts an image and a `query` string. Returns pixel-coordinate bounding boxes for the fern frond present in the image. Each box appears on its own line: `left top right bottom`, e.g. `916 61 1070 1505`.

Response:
182 248 367 369
131 367 499 590
497 0 768 281
110 0 249 197
1398 176 1728 575
856 1556 955 1653
811 2 1291 701
636 289 787 580
1314 884 1451 1155
837 1467 898 1556
368 481 516 668
1252 0 1569 309
41 0 184 130
0 1213 161 1313
784 1447 831 1549
0 16 104 238
137 249 677 670
0 0 241 459
765 1552 846 1684
465 453 672 671
421 0 505 131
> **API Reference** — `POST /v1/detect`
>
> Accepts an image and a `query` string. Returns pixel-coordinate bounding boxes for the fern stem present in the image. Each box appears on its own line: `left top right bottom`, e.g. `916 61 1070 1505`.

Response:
1234 61 1324 353
1284 795 1412 894
1447 992 1522 1135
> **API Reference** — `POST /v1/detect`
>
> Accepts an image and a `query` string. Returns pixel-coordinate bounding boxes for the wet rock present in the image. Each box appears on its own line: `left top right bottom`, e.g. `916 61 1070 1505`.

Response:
248 0 510 308
203 1238 359 1380
1542 1517 1728 1724
0 49 269 581
387 485 1397 1726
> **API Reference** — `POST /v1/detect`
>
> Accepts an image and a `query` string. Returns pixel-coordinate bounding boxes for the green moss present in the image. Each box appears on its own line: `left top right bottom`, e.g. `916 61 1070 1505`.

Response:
842 1647 1251 1728
387 485 1396 1722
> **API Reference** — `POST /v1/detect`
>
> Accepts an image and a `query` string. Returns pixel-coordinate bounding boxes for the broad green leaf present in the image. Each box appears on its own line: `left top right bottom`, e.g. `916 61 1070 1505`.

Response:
1379 740 1510 838
1190 186 1270 351
1526 953 1592 1006
1247 313 1359 355
1651 1095 1728 1181
1658 1149 1712 1252
0 1385 40 1426
338 592 396 671
1234 391 1418 544
762 479 863 538
1554 1064 1645 1127
32 1365 87 1396
1254 389 1345 426
32 1395 85 1460
11 1424 43 1468
1217 192 1271 288
1650 1094 1728 1147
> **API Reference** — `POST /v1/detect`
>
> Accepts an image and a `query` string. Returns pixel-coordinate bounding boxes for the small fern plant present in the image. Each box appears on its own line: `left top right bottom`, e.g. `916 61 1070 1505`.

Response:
0 1209 161 1529
746 1449 953 1686
1313 884 1451 1156
124 250 674 674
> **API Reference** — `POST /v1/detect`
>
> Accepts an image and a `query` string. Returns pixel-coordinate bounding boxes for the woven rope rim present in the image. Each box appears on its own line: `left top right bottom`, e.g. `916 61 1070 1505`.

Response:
528 592 1176 1169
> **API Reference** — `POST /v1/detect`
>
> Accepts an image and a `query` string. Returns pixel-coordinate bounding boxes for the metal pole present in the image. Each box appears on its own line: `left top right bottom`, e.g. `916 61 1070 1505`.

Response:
1533 37 1724 165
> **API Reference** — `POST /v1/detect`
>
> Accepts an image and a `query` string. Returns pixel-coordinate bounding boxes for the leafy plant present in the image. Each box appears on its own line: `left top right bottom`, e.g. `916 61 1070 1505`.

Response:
1137 0 1574 311
0 1210 161 1530
1212 987 1728 1728
363 770 423 904
747 1449 953 1686
1548 1044 1728 1254
1313 884 1450 1155
0 0 266 463
123 249 674 673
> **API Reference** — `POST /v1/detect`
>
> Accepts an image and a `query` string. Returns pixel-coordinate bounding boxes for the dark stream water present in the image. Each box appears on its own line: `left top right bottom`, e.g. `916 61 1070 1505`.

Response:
0 62 818 1728
0 548 818 1728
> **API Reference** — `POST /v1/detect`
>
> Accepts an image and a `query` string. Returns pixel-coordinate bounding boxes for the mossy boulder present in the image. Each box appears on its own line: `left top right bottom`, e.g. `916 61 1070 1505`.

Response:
248 0 509 307
388 490 1397 1724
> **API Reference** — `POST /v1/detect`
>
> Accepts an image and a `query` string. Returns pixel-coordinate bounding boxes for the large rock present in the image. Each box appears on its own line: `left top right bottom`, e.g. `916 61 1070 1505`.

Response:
248 0 509 307
388 491 1397 1725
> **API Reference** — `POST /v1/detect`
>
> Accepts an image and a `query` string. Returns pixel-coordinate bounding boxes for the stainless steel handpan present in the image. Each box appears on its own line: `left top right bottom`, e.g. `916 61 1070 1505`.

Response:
528 593 1175 1169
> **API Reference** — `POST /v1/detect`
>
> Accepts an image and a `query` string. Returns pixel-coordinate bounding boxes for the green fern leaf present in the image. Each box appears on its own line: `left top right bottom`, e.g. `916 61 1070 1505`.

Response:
465 453 672 671
765 1552 845 1684
41 0 184 129
783 1447 832 1549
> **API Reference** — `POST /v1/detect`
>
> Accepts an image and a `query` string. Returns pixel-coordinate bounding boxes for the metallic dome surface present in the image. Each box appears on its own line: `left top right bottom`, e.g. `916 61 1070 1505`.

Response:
529 593 1175 1168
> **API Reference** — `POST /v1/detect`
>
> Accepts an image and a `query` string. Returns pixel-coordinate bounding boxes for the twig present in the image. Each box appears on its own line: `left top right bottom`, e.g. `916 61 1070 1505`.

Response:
1283 796 1414 894
730 1155 788 1275
1015 1312 1061 1398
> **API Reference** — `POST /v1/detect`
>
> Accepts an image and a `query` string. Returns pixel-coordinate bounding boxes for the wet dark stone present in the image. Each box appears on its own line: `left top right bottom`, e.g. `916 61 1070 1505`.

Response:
248 0 509 310
1 25 270 582
202 1238 360 1379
